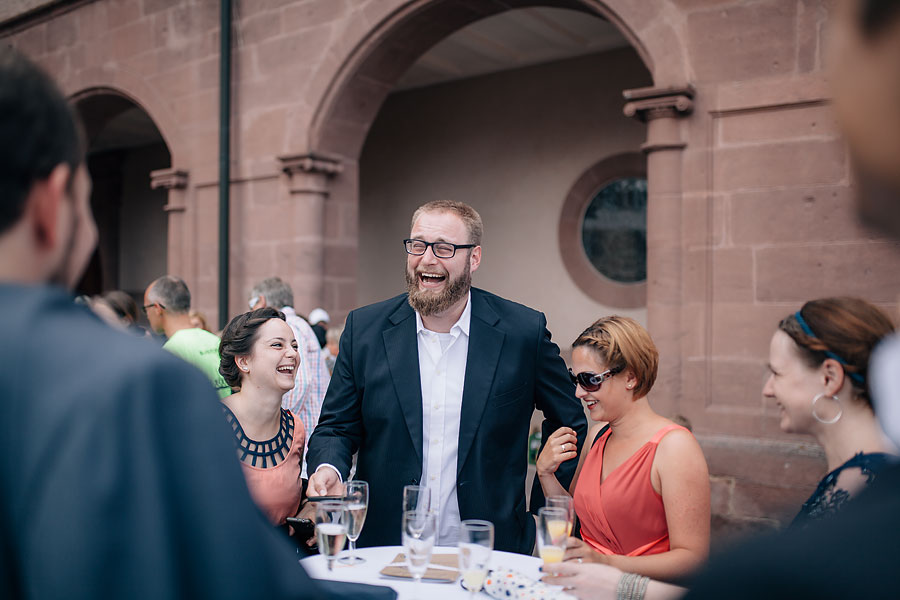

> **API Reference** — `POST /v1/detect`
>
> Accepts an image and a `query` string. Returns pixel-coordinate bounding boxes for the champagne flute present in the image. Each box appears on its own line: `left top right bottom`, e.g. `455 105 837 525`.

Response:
546 495 575 536
402 484 431 514
339 480 368 565
402 509 436 597
536 507 568 565
458 519 494 597
315 500 347 572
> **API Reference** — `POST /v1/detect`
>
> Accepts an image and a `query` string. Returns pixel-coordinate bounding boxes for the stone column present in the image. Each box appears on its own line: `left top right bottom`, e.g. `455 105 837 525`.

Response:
150 168 189 278
623 86 694 417
277 153 343 309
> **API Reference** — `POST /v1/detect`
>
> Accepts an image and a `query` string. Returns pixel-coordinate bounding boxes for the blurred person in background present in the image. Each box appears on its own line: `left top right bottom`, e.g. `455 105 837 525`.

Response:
189 309 212 333
323 324 342 375
308 307 329 349
144 275 230 398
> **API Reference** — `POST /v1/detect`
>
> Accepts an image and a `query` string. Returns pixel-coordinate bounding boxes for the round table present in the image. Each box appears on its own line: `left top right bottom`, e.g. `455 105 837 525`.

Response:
301 545 544 599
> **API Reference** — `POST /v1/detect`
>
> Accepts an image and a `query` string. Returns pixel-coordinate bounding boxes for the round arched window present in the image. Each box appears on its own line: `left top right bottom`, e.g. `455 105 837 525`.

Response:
581 177 647 284
558 153 646 308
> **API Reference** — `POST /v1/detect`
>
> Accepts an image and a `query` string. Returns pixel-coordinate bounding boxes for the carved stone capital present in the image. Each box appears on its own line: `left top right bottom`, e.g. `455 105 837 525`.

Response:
623 85 695 122
278 153 343 196
150 168 189 190
278 153 343 177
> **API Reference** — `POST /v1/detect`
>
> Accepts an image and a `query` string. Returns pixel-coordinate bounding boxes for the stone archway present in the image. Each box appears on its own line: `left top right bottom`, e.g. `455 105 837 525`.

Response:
72 89 174 310
306 0 692 161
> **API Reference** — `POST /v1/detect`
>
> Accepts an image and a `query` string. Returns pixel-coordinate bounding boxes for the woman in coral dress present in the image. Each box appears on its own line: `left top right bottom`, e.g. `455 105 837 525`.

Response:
536 316 710 582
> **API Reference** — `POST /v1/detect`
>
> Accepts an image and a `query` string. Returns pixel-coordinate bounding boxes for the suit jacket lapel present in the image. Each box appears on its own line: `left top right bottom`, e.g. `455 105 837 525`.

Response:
383 301 424 470
457 290 504 475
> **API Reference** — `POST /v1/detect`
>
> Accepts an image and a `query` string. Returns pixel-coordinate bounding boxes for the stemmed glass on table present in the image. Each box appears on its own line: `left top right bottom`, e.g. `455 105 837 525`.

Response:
402 484 431 514
315 500 347 572
536 506 569 565
402 509 436 597
339 480 369 565
458 520 494 597
546 495 575 536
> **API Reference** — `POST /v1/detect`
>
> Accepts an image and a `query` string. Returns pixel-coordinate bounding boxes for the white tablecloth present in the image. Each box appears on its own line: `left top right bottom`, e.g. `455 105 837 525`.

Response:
301 545 543 599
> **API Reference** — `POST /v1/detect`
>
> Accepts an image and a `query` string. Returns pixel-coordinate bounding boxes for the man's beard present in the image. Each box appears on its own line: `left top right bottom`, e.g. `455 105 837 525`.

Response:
406 260 472 317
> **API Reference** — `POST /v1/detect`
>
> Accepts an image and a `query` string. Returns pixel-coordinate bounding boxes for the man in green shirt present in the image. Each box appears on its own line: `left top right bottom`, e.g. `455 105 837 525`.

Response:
143 275 231 398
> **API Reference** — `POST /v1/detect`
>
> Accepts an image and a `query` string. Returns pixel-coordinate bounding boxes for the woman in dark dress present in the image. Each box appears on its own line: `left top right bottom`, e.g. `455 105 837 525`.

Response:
764 297 896 527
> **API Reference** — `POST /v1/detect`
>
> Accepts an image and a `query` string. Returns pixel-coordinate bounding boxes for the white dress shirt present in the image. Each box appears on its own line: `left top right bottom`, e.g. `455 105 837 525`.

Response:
416 292 471 546
314 293 472 545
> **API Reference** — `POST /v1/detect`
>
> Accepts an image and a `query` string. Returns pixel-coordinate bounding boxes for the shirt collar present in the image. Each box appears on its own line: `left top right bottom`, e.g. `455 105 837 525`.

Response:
415 291 472 338
280 306 297 319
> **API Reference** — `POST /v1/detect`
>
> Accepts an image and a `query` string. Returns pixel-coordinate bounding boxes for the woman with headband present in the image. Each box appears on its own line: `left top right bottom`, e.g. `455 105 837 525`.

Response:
765 297 896 528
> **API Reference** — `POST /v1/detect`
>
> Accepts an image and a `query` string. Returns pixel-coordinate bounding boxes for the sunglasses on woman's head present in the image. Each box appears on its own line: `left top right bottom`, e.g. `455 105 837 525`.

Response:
568 366 623 392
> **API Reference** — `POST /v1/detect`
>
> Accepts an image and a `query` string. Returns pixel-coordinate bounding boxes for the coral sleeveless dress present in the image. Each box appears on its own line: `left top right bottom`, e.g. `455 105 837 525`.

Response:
573 424 687 556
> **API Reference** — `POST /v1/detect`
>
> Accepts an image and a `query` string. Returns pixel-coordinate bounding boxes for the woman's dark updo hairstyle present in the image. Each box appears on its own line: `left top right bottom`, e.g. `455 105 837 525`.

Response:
219 307 286 390
778 297 895 408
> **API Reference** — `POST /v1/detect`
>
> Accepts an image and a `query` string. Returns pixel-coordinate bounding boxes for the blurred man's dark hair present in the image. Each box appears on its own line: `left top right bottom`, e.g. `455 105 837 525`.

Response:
0 48 84 234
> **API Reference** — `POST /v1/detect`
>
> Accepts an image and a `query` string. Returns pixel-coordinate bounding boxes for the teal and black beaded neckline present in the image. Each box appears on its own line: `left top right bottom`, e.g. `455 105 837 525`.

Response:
222 405 294 468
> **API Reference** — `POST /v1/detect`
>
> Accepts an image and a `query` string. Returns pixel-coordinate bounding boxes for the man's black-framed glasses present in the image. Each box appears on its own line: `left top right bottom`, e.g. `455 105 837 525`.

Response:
569 366 623 392
403 238 476 259
141 303 166 315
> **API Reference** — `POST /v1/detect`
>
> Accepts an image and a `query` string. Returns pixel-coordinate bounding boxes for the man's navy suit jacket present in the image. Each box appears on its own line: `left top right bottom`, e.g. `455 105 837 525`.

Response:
306 288 587 554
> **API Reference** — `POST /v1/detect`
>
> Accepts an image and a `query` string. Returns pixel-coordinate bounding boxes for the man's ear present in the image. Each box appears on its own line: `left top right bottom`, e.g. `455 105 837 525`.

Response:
257 295 268 309
30 164 71 250
469 245 482 273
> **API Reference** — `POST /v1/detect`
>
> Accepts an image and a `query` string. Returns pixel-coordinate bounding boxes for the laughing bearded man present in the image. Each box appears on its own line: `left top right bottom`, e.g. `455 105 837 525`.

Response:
305 200 586 553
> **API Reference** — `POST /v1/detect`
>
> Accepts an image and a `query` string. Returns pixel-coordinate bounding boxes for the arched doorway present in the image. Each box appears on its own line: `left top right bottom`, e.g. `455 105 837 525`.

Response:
73 91 171 302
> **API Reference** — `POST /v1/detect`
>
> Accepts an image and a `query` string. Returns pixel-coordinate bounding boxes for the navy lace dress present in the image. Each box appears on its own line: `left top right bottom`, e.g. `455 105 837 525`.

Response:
791 452 894 529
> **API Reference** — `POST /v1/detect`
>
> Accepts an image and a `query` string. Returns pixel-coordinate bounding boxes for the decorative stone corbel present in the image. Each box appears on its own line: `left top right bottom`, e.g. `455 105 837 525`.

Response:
623 86 695 154
150 168 189 212
278 152 343 197
623 85 695 122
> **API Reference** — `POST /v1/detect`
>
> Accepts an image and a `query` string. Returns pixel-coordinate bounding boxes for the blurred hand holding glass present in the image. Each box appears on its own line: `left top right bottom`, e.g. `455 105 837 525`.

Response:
315 500 347 572
458 519 494 597
339 480 368 565
536 507 568 564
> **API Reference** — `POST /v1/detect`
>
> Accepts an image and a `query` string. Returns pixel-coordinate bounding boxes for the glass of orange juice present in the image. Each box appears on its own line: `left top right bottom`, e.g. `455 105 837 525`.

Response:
536 507 568 564
546 495 575 536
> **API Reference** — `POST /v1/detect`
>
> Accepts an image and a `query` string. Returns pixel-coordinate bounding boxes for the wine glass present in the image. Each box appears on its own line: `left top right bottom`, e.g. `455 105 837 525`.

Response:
402 509 436 596
536 506 568 565
339 480 368 565
315 500 347 572
546 495 575 536
458 519 494 597
402 484 431 514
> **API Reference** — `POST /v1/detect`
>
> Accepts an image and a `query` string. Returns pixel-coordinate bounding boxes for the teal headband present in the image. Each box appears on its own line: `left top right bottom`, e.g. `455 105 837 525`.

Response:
794 310 866 385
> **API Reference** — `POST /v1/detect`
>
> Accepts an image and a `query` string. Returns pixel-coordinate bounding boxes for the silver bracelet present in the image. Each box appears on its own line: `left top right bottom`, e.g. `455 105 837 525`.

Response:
616 572 650 600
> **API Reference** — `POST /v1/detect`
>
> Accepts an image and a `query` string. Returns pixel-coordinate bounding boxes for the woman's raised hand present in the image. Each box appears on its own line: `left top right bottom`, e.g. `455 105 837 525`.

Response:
536 427 579 477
